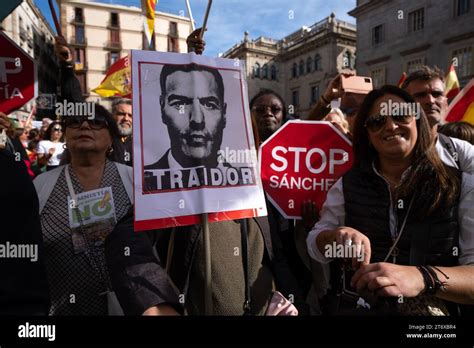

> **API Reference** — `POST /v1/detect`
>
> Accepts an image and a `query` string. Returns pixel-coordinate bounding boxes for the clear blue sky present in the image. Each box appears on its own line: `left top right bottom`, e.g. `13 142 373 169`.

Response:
34 0 356 57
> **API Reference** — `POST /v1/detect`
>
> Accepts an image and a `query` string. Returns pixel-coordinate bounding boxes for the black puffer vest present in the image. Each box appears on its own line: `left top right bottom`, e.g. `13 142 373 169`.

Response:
342 166 460 266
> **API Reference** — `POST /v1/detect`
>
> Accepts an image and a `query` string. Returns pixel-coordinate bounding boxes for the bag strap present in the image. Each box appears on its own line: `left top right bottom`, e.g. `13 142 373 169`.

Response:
240 219 251 315
438 133 460 169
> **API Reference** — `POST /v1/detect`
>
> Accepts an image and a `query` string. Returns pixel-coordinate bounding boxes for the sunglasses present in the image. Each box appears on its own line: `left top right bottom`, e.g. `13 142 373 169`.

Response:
63 117 108 130
52 127 63 132
364 114 414 131
253 105 283 115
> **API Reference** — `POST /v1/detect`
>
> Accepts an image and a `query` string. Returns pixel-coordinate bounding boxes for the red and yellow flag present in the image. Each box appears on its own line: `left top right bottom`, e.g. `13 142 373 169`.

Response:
397 72 407 88
445 78 474 125
142 0 158 48
92 56 131 98
445 63 460 100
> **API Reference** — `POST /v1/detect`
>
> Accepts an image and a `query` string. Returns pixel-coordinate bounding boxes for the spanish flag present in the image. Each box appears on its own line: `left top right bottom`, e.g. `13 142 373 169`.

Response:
445 63 460 100
92 56 131 98
142 0 158 48
445 79 474 125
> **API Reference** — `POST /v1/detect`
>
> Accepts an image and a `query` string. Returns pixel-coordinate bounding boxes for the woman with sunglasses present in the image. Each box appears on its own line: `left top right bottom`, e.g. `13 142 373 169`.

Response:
307 85 474 315
33 104 133 315
37 121 65 171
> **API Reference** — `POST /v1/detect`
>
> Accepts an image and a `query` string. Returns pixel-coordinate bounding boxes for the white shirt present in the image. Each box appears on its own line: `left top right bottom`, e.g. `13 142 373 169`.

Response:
307 154 474 266
37 140 65 166
435 136 474 174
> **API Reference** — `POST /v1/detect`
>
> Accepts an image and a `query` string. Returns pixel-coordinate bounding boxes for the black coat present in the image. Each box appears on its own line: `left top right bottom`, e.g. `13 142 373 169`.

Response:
0 150 50 315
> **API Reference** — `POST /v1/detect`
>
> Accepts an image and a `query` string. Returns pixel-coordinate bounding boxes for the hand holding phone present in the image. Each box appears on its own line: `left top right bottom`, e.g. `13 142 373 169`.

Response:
341 75 373 94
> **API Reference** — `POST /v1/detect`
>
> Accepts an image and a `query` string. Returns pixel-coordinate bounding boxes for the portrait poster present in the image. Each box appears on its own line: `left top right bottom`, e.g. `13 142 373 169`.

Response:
131 50 267 231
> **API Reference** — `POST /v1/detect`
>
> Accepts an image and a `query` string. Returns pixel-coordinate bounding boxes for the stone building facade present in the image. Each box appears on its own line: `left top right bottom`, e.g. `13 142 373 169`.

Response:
349 0 474 88
223 13 357 119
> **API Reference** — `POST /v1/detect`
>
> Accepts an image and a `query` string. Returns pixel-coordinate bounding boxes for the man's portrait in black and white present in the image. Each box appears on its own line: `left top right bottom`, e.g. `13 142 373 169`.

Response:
138 60 257 192
145 63 227 170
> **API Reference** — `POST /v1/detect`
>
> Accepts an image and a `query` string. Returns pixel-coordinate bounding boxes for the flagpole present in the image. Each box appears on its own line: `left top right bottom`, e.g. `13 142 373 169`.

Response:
201 213 212 315
185 0 195 31
48 0 62 36
199 0 213 40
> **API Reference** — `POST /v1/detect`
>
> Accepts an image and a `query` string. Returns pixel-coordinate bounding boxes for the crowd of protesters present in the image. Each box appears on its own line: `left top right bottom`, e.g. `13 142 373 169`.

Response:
1 26 474 317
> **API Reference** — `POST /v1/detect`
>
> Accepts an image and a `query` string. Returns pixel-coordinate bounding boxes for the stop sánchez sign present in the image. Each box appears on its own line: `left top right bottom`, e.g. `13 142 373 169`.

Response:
259 120 353 219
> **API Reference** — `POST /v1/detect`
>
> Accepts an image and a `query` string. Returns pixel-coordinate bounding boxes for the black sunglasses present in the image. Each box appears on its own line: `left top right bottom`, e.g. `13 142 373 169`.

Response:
63 117 108 130
52 127 63 132
253 105 283 115
364 114 414 131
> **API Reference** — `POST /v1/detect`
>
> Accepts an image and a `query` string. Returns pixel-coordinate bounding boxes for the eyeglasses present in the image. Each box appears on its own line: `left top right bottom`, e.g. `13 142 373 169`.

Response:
364 114 414 132
63 117 108 130
253 105 283 115
52 127 63 132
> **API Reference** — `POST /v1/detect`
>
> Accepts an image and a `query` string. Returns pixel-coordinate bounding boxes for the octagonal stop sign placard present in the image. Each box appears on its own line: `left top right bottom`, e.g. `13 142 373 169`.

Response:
259 120 353 219
0 31 37 114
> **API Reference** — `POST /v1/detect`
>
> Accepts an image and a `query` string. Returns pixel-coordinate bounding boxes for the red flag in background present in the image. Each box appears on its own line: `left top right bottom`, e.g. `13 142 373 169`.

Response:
397 72 407 88
445 63 460 101
445 79 474 125
92 56 131 98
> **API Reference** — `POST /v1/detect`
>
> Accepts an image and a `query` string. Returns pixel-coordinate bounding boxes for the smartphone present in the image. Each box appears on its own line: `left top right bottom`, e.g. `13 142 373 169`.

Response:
341 75 373 94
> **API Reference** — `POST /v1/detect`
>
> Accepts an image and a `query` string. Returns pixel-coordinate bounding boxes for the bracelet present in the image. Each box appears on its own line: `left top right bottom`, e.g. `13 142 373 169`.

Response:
417 266 435 294
426 265 449 293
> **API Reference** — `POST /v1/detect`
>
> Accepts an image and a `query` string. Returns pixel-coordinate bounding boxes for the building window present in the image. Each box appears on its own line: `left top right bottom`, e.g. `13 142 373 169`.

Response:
299 60 304 76
74 25 85 44
372 25 384 45
169 22 178 36
292 90 299 108
452 47 473 78
343 51 354 69
262 64 268 79
74 48 85 67
270 65 277 80
456 0 471 15
167 37 179 52
406 57 425 74
292 63 297 78
110 12 119 27
306 57 312 73
110 51 119 66
314 54 322 71
408 8 424 32
74 7 84 23
254 63 261 78
370 68 385 88
310 85 319 104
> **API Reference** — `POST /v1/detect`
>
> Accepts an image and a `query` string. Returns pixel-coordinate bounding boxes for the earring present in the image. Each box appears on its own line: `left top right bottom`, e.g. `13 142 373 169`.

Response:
106 146 114 155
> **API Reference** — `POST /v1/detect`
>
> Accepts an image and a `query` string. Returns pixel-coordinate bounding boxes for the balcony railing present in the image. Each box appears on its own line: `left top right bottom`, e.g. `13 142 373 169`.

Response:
105 40 122 50
70 36 87 46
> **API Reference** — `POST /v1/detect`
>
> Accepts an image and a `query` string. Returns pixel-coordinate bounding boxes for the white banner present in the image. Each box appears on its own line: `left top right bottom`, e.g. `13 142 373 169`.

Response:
131 51 267 230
